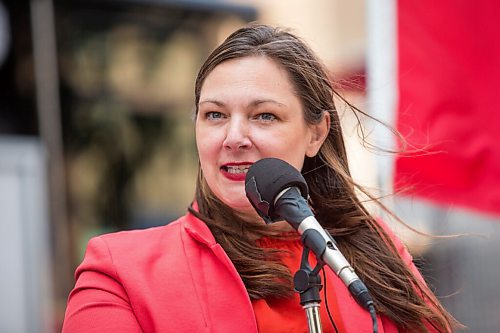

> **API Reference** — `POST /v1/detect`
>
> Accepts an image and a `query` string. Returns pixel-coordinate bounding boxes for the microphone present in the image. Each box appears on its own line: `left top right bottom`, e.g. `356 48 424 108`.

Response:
245 157 374 311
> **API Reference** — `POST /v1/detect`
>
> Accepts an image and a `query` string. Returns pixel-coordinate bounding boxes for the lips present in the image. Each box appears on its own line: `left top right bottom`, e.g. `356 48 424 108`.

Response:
221 162 253 181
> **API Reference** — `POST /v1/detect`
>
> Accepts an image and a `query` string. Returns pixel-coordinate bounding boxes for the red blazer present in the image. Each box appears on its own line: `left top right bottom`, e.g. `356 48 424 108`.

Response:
62 209 435 332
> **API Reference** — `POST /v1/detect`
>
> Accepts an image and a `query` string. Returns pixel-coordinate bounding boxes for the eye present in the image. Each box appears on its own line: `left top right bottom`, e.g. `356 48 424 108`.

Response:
205 111 225 120
255 113 277 122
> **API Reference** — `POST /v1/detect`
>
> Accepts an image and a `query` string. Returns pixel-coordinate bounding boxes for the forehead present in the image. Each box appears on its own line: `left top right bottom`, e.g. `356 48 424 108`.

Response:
199 56 298 101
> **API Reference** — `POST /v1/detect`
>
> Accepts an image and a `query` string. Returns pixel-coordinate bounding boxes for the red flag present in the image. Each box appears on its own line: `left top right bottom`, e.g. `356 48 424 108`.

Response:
394 0 500 215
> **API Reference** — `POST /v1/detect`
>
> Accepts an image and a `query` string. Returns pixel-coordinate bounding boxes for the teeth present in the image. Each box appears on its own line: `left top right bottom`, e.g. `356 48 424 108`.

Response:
226 165 250 174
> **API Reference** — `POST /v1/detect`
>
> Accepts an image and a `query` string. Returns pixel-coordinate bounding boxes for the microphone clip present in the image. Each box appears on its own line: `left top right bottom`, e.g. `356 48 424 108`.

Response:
293 230 327 332
293 230 326 306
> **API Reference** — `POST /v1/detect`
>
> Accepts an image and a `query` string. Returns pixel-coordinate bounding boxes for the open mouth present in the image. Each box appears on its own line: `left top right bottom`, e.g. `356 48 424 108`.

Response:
221 164 252 174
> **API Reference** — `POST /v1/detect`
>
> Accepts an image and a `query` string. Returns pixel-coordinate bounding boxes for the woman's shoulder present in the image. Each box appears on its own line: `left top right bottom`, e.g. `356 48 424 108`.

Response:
96 217 183 247
80 216 191 269
80 210 214 269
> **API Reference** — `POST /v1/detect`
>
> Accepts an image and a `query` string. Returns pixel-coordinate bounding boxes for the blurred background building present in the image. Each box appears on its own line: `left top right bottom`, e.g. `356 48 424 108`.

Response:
0 0 498 332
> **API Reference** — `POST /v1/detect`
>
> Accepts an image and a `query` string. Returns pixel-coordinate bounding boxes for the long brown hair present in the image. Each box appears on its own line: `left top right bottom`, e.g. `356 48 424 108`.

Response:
190 23 458 332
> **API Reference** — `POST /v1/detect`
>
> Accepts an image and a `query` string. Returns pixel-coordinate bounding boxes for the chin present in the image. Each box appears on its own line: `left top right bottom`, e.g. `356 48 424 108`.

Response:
223 198 252 211
220 197 255 213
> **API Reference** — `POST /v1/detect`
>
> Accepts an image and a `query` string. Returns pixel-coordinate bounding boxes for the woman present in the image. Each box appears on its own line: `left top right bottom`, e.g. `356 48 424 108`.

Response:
63 24 458 332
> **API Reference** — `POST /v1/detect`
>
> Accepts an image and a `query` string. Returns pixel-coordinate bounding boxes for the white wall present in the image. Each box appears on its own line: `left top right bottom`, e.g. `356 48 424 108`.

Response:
0 136 53 333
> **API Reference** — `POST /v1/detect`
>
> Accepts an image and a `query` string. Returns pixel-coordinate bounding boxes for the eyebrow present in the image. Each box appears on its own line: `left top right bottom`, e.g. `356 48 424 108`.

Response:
198 99 287 108
198 99 224 107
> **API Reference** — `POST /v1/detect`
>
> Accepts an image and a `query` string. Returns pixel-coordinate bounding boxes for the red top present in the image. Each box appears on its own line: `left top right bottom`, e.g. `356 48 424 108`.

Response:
252 235 346 333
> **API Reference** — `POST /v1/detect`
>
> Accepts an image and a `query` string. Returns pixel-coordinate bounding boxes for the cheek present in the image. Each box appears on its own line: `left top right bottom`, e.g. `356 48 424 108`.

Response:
270 135 311 170
197 140 213 164
196 131 220 169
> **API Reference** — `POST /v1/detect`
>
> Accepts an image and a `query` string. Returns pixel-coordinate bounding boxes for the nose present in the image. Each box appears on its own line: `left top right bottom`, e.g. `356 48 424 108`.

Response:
223 116 252 151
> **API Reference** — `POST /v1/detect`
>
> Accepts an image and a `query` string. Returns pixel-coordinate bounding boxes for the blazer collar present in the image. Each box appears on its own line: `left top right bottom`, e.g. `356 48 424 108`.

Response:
183 201 217 246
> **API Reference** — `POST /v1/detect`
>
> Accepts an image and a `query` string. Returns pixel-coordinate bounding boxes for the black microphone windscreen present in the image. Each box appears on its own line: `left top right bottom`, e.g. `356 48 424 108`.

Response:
245 158 308 222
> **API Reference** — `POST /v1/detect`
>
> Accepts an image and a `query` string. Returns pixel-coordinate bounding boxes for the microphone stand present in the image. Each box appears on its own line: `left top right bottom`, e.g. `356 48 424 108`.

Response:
294 231 327 333
245 160 377 333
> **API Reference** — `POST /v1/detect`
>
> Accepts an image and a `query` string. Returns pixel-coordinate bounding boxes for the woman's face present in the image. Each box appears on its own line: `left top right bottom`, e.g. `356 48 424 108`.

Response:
196 56 327 217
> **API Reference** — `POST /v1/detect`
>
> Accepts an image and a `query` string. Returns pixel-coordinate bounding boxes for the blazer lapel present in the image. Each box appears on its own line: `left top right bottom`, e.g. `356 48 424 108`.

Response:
182 211 258 333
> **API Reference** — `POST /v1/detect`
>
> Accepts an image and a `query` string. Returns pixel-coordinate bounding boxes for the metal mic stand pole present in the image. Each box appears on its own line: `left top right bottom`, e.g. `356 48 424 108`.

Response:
294 245 325 333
